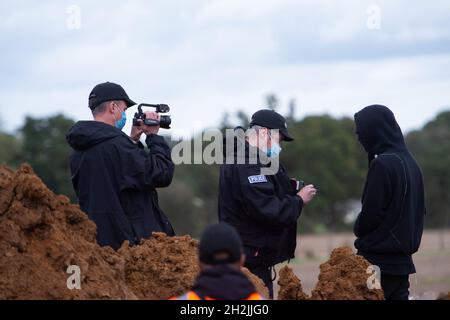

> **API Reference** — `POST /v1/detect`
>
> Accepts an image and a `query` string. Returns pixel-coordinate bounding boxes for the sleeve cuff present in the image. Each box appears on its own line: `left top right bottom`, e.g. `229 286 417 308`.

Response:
145 134 166 146
296 195 304 213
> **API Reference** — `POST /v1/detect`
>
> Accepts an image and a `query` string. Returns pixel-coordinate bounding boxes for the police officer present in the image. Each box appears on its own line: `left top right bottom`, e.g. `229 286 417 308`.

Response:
66 82 175 250
218 109 317 298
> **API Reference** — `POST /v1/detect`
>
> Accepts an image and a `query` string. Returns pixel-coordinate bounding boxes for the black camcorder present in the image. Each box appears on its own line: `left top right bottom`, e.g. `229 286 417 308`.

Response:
132 103 172 129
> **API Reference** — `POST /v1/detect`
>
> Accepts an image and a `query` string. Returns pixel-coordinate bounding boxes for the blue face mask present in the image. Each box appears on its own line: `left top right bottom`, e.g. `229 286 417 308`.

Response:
266 142 282 158
114 110 127 130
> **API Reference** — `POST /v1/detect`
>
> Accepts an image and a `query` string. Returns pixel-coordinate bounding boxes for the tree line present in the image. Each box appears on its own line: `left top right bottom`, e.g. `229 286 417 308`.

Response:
1 99 449 237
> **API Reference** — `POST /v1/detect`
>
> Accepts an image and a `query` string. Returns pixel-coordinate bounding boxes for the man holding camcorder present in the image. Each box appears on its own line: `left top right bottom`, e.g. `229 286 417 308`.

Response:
66 82 175 250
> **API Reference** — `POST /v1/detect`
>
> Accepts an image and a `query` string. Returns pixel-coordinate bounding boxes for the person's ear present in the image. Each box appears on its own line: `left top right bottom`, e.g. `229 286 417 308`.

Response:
259 128 266 137
255 128 264 141
271 130 280 144
107 101 116 115
262 128 271 146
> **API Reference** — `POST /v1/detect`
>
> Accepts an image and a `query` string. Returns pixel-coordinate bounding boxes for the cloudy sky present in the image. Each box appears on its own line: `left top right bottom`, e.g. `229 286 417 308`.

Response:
1 0 450 136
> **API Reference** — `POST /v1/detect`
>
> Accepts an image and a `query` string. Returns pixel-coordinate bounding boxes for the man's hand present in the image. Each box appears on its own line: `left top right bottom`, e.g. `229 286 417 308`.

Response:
141 111 160 135
297 184 317 205
131 112 160 140
130 125 144 142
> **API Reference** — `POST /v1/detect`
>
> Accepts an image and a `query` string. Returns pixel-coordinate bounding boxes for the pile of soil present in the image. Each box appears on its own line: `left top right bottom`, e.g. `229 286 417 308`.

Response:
437 292 450 300
311 247 384 300
118 233 199 299
277 265 308 300
117 233 268 299
278 247 384 300
0 164 268 299
242 268 270 297
0 164 135 299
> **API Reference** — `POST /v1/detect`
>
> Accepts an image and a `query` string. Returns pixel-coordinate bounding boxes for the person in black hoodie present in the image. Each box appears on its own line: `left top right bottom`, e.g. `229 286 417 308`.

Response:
171 223 265 300
354 104 426 300
218 109 317 298
66 82 175 250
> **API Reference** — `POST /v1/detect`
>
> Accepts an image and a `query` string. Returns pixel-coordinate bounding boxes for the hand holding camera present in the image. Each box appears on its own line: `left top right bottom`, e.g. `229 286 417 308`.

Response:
133 103 172 129
131 112 161 138
141 112 160 135
131 103 172 140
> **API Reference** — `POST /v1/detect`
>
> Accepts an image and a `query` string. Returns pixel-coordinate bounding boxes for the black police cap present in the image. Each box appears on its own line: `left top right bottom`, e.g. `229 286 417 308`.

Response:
199 223 243 266
88 82 136 110
249 109 294 141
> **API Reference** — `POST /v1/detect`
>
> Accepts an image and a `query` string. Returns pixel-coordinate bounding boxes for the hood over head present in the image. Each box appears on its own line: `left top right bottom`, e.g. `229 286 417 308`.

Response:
354 105 406 162
66 121 124 151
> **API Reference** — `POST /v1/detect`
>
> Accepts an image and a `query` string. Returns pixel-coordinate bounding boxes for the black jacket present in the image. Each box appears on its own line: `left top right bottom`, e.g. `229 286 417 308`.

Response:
192 265 259 300
66 121 175 250
218 131 303 268
354 105 425 275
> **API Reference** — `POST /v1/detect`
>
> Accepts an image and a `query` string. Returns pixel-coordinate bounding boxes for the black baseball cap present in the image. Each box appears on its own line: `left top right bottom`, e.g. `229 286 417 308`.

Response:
249 109 294 141
199 223 243 266
88 82 136 110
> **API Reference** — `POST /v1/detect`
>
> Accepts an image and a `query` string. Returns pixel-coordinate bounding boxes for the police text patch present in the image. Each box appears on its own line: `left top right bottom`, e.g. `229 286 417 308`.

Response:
248 175 268 184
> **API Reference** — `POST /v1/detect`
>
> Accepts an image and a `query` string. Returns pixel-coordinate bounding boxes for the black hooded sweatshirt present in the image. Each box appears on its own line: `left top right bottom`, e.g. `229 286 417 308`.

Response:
354 105 425 275
66 121 175 250
218 129 302 268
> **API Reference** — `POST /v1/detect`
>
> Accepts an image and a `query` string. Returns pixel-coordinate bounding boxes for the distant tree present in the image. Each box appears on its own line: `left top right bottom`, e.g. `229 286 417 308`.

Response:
141 103 450 237
0 132 21 168
281 115 367 233
236 110 250 128
158 162 220 238
19 114 76 201
219 112 232 130
406 111 450 230
265 94 279 111
286 98 297 123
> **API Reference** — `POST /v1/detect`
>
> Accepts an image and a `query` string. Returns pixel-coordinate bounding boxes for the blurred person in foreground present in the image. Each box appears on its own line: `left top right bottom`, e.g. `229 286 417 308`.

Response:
171 223 265 300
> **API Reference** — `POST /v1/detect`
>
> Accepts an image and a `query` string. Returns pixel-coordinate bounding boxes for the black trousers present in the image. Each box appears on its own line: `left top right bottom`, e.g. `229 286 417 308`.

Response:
246 265 274 299
381 274 410 300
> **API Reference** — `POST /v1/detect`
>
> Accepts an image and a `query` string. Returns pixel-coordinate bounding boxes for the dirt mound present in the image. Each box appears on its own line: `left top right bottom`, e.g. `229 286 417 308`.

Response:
118 233 199 299
242 268 270 298
311 247 384 300
0 164 268 300
117 233 269 299
0 164 135 299
277 265 308 300
436 292 450 300
278 247 384 300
